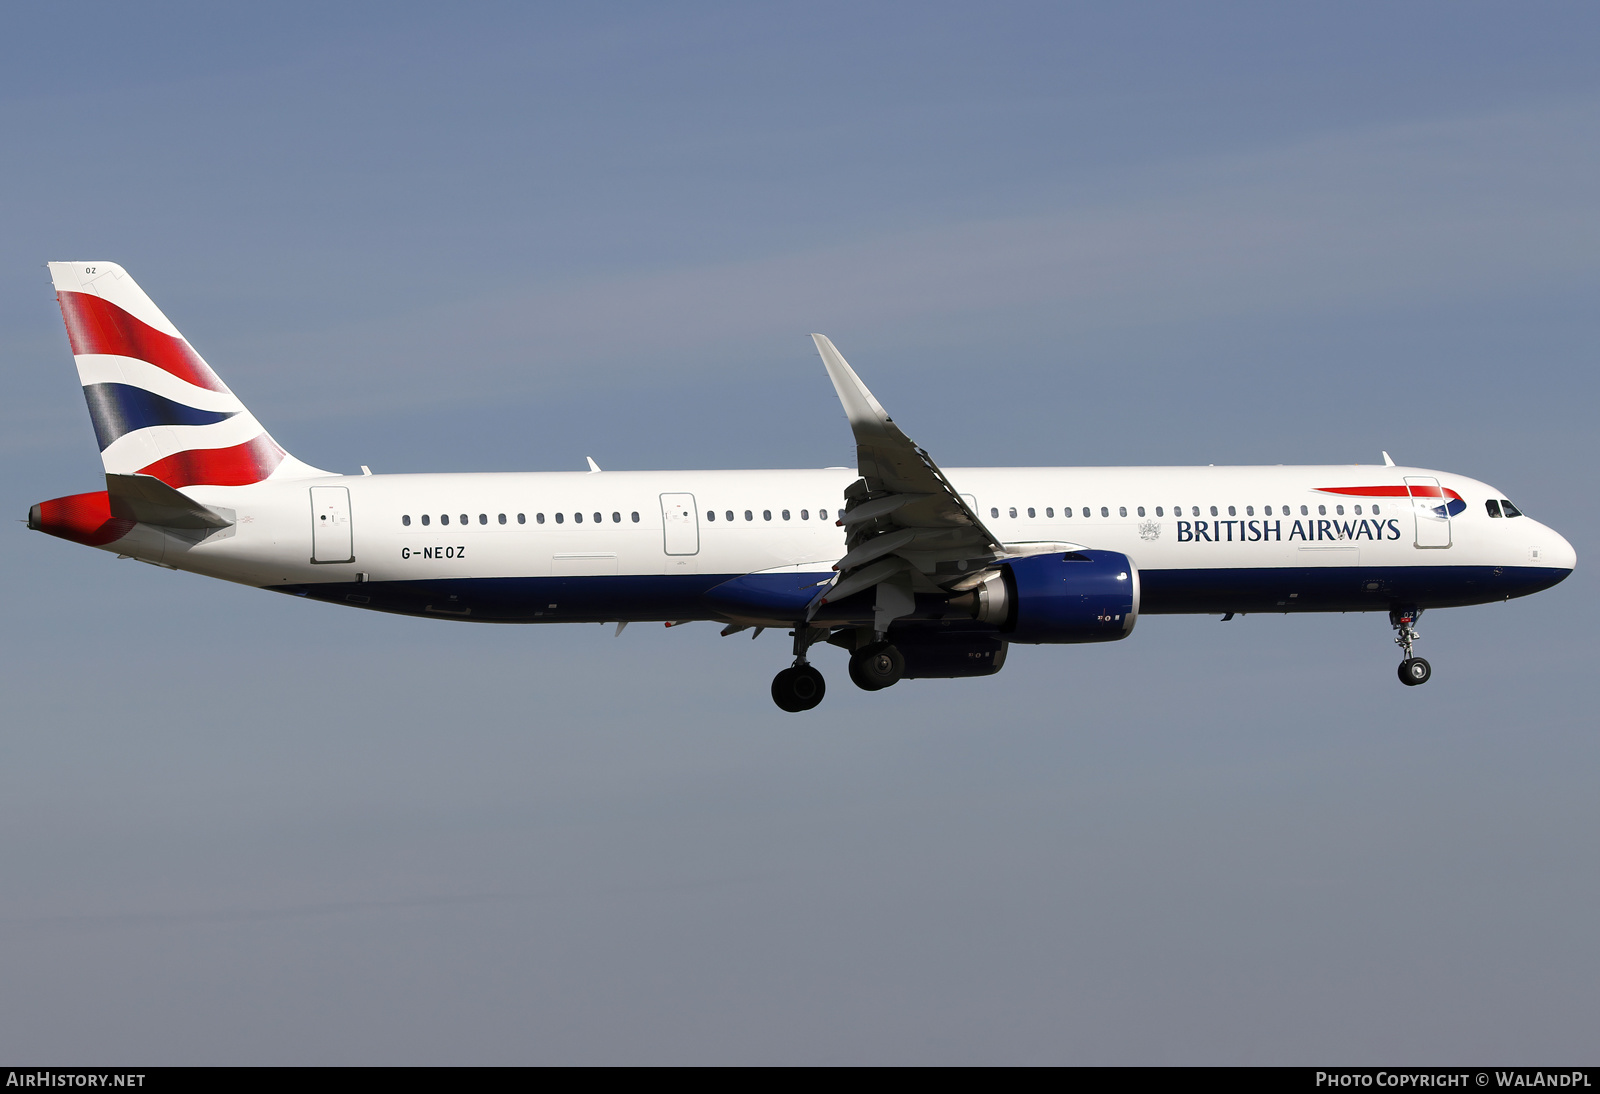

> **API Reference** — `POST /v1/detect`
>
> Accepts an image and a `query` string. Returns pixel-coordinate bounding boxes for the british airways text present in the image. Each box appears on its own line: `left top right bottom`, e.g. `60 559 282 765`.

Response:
1176 519 1402 543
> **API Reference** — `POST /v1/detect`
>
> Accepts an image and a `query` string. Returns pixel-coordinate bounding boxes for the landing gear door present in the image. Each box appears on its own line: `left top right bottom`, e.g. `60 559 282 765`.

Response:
1404 476 1451 549
310 486 354 563
660 493 699 556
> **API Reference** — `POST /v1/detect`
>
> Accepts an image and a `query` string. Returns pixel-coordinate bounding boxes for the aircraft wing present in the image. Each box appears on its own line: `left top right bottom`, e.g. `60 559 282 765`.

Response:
809 335 1009 620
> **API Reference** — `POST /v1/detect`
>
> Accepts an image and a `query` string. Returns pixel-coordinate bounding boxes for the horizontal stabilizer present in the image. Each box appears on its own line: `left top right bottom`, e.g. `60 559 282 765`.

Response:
106 473 233 529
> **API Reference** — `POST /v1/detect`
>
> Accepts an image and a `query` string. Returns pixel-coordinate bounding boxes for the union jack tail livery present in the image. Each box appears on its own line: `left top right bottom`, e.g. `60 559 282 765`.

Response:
47 262 327 488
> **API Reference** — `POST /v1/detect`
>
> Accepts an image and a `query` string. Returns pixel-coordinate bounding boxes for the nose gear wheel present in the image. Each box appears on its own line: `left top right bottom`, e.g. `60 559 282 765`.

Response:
1398 657 1432 686
1390 607 1431 686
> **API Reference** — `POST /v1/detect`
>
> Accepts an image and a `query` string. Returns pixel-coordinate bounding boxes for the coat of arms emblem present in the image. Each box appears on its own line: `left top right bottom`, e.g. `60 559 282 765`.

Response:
1138 520 1161 541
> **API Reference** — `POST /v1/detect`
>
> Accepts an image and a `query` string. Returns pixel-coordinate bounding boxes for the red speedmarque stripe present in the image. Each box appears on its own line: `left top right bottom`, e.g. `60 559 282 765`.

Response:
137 434 286 488
57 291 230 394
1317 485 1462 501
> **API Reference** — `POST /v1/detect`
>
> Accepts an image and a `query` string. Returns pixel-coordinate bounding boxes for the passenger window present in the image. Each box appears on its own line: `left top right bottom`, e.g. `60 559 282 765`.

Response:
574 512 583 523
632 512 640 523
498 513 507 524
402 515 411 526
1263 506 1272 516
519 514 527 524
1155 507 1164 517
1209 506 1218 517
1137 507 1145 517
1372 504 1381 515
1300 505 1308 516
1100 506 1109 518
1485 499 1502 518
744 510 753 521
1335 505 1344 516
782 510 790 520
1046 507 1054 517
1353 505 1361 515
801 510 809 520
1501 499 1522 517
1245 506 1253 516
1317 505 1326 516
556 513 564 524
1118 506 1127 517
1083 507 1091 518
1063 507 1072 518
460 514 468 525
763 510 771 521
1191 507 1200 517
533 513 542 524
706 511 715 521
991 508 999 518
593 513 601 524
820 509 829 520
726 511 734 522
1027 507 1035 518
1009 507 1018 518
1227 506 1236 517
441 514 450 525
479 514 488 525
612 512 621 523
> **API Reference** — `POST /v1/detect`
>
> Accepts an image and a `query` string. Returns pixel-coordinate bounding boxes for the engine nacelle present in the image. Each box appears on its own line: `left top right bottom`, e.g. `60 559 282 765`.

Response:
894 632 1008 679
965 550 1139 644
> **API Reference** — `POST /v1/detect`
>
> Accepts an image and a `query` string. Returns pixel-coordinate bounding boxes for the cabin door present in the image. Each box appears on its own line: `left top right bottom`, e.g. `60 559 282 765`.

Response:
1404 476 1452 549
660 493 699 555
310 486 354 563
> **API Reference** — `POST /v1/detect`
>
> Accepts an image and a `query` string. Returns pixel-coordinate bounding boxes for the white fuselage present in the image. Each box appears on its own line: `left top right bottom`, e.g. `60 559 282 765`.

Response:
99 462 1574 626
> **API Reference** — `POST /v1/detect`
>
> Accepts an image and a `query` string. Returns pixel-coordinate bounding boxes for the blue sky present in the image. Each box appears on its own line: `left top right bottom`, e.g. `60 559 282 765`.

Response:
2 3 1597 1063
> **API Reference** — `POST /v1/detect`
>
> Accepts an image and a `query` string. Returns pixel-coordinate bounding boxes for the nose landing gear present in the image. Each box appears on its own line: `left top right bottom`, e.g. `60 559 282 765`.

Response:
1391 607 1431 686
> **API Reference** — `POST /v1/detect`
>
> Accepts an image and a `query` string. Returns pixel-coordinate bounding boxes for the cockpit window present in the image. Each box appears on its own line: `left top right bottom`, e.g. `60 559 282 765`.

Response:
1500 499 1523 518
1485 499 1502 518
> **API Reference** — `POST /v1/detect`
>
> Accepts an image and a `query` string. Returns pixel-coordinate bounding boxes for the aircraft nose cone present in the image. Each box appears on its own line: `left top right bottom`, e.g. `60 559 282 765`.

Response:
1548 528 1577 573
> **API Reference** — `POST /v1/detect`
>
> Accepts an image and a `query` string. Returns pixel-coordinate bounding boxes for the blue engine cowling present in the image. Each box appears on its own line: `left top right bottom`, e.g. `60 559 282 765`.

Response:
969 549 1139 644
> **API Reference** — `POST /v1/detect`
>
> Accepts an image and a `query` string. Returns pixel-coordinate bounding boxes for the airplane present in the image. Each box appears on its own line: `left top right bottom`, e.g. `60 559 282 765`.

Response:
28 262 1577 712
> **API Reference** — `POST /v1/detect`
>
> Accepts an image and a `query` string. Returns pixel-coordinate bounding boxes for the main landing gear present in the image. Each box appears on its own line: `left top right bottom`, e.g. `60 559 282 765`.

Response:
848 641 905 692
771 664 826 712
771 627 827 713
1391 607 1431 687
768 628 912 710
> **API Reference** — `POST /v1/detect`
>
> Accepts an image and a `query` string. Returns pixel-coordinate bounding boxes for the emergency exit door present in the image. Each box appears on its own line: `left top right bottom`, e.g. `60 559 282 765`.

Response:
659 493 699 555
310 486 354 563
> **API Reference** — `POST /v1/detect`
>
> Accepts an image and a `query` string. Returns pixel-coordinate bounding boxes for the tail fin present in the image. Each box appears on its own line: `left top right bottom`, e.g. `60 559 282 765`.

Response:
47 262 329 487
